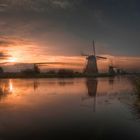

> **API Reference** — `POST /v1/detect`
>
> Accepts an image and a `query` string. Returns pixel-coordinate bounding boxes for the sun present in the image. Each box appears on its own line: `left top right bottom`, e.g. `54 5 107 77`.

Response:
8 57 17 63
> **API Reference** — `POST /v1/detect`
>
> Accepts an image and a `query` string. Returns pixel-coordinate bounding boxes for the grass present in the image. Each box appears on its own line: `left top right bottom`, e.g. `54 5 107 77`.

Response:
0 72 115 79
135 78 140 94
131 76 140 112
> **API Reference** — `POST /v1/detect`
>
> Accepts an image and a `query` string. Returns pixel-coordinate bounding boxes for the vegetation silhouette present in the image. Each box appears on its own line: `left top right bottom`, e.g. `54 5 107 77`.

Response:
0 67 4 74
130 76 140 119
0 63 133 79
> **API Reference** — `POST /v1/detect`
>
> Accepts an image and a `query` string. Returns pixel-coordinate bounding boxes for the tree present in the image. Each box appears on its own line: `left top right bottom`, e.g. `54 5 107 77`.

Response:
34 64 40 74
0 67 4 73
57 69 74 77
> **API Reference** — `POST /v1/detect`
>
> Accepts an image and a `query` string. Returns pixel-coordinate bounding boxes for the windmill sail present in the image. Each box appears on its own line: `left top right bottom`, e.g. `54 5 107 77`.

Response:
93 40 96 56
96 56 107 59
84 40 107 74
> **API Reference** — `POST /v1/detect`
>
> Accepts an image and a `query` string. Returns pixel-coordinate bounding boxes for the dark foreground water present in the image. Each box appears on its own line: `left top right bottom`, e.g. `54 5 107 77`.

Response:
0 77 140 140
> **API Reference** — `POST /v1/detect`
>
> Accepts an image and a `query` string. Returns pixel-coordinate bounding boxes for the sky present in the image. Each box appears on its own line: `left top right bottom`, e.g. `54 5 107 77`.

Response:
0 0 140 72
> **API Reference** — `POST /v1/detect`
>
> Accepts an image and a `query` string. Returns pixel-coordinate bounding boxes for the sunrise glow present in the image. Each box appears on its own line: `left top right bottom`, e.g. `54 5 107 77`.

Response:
0 1 140 139
8 57 17 63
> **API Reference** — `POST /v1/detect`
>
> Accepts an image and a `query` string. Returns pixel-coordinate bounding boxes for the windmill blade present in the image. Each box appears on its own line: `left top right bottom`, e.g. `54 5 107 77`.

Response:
12 62 82 66
93 40 96 56
119 58 140 61
34 62 82 66
96 56 107 59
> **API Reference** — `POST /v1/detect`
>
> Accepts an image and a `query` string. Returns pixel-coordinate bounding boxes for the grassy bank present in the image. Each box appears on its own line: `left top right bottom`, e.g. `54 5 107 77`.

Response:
134 77 140 94
0 72 116 79
131 76 140 113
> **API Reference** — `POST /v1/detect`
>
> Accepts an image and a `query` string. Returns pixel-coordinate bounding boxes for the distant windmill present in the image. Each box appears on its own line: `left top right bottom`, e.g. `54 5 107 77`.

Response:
108 57 116 75
82 40 107 74
108 57 130 74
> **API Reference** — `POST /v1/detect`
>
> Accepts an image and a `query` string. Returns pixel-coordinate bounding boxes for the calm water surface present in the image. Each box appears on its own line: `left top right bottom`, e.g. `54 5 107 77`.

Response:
0 77 140 140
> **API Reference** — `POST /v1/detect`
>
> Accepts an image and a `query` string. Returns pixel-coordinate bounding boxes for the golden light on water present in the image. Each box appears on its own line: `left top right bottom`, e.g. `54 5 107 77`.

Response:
9 80 13 93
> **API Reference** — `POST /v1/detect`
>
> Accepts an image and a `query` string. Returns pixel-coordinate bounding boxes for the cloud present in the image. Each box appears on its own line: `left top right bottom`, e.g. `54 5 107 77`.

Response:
0 35 40 62
0 4 8 12
0 51 10 60
0 40 11 46
0 0 46 12
0 35 31 47
50 0 74 9
0 0 82 13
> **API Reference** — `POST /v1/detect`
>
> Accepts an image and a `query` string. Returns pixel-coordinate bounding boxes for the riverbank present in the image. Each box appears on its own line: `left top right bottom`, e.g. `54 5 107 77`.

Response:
133 76 140 93
0 72 138 79
0 72 118 79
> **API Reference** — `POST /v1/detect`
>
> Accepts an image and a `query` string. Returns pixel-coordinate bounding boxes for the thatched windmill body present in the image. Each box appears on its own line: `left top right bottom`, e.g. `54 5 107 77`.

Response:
83 40 106 74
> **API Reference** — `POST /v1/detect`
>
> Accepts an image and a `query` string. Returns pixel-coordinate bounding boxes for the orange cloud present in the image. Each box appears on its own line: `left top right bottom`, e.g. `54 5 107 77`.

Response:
0 35 140 72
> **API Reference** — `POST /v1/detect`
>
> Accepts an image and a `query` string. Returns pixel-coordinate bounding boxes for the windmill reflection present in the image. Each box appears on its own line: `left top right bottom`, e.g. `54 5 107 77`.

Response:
0 80 13 100
82 78 98 112
108 77 115 90
108 77 115 86
33 80 39 91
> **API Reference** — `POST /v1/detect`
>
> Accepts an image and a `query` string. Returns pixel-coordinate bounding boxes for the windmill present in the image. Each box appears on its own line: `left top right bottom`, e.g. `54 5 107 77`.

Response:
108 56 116 75
82 40 107 74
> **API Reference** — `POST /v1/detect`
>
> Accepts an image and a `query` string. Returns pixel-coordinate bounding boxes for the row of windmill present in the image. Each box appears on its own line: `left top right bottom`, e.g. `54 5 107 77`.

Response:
34 40 122 75
82 40 125 75
0 40 125 75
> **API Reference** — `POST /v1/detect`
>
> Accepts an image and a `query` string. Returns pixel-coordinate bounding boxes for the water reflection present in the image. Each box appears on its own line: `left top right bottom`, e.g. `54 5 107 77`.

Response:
0 77 139 139
57 79 74 86
86 79 98 98
108 77 115 88
82 78 98 112
0 80 13 100
33 80 39 91
0 77 139 117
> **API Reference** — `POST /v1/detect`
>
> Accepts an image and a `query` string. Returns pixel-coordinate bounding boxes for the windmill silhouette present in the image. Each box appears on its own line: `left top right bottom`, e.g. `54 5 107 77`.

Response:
81 78 98 112
82 40 107 74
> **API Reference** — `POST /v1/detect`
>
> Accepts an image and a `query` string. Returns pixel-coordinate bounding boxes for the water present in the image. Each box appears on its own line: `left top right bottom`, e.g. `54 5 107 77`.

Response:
0 77 140 140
